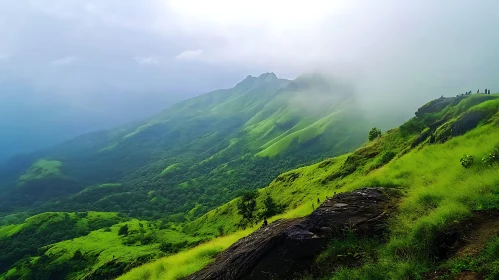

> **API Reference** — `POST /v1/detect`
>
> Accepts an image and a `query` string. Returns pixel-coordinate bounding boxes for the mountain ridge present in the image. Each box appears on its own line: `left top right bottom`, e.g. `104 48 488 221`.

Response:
3 93 499 279
0 72 370 223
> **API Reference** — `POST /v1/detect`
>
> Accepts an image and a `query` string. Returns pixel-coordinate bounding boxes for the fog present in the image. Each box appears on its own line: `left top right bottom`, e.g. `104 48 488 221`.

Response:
1 0 499 160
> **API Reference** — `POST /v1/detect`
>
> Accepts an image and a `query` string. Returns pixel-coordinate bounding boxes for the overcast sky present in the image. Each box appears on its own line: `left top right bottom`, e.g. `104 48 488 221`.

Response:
1 0 499 159
2 0 499 104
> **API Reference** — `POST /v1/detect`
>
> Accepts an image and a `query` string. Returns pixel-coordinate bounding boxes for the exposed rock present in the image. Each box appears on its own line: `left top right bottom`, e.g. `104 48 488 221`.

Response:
451 110 487 136
415 96 459 118
411 128 432 148
185 188 397 280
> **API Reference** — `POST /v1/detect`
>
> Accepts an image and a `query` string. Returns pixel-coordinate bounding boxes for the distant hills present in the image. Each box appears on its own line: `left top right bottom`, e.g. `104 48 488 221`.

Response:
0 72 370 220
0 83 188 163
3 92 499 280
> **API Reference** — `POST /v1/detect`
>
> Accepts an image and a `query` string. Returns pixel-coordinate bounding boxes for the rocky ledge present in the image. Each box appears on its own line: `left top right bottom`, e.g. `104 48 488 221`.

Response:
185 188 397 280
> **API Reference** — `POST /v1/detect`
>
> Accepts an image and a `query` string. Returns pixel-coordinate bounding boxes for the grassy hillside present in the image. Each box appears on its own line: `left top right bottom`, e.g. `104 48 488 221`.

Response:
0 211 210 279
120 93 499 280
0 73 370 223
0 211 124 276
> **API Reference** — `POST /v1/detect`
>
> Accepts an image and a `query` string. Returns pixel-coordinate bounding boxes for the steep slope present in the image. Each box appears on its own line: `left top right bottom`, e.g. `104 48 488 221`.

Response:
0 73 369 222
187 188 396 280
119 93 499 280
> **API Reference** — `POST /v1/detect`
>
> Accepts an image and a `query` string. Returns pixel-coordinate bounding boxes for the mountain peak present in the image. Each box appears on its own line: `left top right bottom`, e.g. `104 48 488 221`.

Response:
236 72 279 89
258 72 278 81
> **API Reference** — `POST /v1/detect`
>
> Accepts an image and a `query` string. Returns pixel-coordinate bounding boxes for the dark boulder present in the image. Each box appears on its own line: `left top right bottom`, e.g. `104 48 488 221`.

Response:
185 188 397 280
451 110 487 136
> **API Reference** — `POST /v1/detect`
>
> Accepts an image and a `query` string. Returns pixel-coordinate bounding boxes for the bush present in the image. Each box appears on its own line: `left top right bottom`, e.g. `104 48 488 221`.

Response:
460 154 474 168
76 212 88 218
118 225 129 236
482 145 499 165
368 128 382 141
380 151 396 166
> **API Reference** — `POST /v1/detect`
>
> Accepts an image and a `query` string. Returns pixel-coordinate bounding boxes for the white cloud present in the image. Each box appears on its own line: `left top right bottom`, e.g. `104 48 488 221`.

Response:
51 56 80 66
175 49 203 61
134 56 161 64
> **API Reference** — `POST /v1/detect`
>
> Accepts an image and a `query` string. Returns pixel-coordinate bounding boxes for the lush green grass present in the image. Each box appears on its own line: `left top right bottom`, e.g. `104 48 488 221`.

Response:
0 223 23 238
40 220 161 279
334 123 499 279
160 164 180 176
442 236 499 279
148 94 499 279
0 73 371 225
4 94 499 279
19 159 62 182
0 211 125 278
1 214 207 279
118 228 253 280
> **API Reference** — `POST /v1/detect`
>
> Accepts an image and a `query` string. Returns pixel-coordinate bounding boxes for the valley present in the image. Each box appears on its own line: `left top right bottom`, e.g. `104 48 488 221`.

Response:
2 90 499 279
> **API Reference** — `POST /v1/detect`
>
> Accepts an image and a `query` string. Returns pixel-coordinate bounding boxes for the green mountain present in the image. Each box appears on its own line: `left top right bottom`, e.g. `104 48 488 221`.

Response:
117 93 499 280
3 93 499 279
0 73 368 222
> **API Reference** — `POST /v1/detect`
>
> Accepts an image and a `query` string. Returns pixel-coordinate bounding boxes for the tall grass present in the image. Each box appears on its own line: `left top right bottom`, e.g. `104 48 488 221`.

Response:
118 229 253 280
326 114 499 278
124 96 499 279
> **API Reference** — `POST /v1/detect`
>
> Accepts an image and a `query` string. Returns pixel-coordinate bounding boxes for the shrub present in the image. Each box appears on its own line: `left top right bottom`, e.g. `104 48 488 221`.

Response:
368 127 382 141
482 145 499 165
380 151 396 166
217 226 225 237
118 225 129 236
76 212 89 218
460 154 474 168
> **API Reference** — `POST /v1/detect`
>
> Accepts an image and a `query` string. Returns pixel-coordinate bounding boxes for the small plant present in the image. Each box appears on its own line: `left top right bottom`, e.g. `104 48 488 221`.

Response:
482 145 499 165
460 154 474 168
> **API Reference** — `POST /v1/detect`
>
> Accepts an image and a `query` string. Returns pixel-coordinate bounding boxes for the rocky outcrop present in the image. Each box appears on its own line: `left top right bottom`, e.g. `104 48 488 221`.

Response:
415 96 461 118
185 188 397 280
451 110 487 136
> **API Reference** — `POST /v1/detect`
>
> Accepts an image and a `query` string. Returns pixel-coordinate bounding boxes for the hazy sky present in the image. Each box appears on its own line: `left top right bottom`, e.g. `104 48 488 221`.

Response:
2 0 499 105
1 0 499 159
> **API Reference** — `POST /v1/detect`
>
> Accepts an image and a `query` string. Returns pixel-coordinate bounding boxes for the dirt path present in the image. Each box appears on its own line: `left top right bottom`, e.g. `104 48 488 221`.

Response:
427 210 499 280
455 211 499 258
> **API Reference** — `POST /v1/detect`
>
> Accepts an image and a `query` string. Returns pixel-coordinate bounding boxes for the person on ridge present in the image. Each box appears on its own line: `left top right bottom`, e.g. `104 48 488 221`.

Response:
263 217 268 227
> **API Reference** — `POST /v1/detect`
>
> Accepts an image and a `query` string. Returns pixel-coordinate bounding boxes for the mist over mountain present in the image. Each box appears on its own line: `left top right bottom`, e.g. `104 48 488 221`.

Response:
0 74 254 162
0 72 370 219
0 82 182 161
2 1 499 279
2 0 499 163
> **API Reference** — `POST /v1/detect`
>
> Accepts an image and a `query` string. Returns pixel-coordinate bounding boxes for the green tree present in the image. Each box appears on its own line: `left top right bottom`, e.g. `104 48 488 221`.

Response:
368 127 382 141
263 195 279 218
118 225 129 236
237 190 258 227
